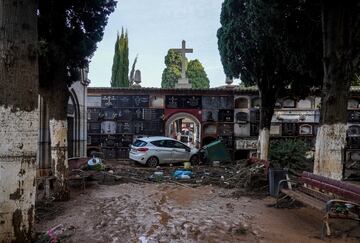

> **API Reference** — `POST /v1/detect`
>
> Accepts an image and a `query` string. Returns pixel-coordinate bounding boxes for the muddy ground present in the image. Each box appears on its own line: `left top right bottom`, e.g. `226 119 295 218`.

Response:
35 161 360 243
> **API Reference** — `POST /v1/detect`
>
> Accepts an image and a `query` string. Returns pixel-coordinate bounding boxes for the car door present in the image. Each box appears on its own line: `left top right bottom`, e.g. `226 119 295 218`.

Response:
168 140 190 162
150 140 173 163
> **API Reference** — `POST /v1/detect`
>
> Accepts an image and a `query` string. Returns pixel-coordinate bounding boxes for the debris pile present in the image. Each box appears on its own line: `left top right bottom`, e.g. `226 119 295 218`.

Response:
97 159 269 196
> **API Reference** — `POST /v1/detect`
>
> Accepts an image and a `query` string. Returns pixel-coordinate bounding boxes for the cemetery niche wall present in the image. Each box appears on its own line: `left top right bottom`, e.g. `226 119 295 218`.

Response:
86 86 360 179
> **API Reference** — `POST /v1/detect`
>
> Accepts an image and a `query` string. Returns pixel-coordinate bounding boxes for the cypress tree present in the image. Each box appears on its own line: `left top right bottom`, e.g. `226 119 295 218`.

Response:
111 32 120 87
111 28 129 87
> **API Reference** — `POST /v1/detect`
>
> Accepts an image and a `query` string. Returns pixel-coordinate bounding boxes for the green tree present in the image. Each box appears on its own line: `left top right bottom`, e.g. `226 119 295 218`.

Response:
111 28 129 87
187 59 210 88
217 0 322 160
161 65 182 88
161 50 209 88
161 50 183 88
165 49 183 68
38 0 116 199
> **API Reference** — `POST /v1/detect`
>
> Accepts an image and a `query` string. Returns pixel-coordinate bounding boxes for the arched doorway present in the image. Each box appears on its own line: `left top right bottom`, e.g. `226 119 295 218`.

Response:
165 112 201 148
68 88 81 157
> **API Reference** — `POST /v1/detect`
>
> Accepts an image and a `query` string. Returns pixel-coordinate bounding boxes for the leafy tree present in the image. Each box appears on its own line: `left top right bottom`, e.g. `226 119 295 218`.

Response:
161 50 210 88
217 0 322 160
161 50 183 88
165 49 183 68
187 59 210 88
161 65 182 88
314 1 360 179
38 0 116 199
111 28 129 87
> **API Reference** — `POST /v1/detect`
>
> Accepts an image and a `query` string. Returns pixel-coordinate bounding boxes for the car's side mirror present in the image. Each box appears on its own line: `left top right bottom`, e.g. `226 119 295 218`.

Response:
185 147 191 152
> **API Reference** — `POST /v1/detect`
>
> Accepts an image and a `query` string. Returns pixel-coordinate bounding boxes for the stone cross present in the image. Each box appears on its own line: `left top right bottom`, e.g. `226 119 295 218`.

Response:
172 40 193 79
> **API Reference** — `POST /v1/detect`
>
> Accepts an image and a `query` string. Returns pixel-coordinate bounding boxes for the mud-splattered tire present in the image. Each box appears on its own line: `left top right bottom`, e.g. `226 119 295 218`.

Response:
190 155 199 165
146 156 159 167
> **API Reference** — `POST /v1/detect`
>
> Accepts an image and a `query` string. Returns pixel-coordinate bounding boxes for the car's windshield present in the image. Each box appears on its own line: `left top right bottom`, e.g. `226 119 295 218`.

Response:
133 140 147 147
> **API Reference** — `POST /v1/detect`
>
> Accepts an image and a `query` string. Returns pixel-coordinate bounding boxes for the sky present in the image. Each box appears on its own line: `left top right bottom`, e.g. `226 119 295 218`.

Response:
88 0 228 88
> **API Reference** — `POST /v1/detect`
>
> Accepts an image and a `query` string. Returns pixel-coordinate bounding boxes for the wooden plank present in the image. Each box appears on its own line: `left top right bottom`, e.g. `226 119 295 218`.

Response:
281 189 325 211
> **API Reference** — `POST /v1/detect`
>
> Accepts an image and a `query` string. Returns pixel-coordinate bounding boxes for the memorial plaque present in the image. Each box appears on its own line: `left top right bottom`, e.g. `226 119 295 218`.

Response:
283 99 296 108
134 121 144 134
234 123 250 136
235 111 248 123
143 109 164 121
118 109 132 121
219 135 233 148
348 111 360 122
347 137 360 149
89 122 101 133
236 139 258 150
122 122 132 133
202 96 219 109
218 123 233 136
87 96 102 107
116 96 132 107
133 108 144 120
250 109 260 123
202 110 218 122
282 123 297 136
143 121 164 135
234 97 249 109
250 123 259 136
101 95 116 107
150 95 165 108
133 95 150 107
297 99 312 109
90 135 100 145
203 124 217 135
219 96 234 109
348 99 360 109
165 96 201 109
101 121 117 134
102 108 118 120
88 108 101 121
202 96 233 109
270 125 281 135
166 96 179 108
299 124 312 135
218 109 234 122
347 125 360 137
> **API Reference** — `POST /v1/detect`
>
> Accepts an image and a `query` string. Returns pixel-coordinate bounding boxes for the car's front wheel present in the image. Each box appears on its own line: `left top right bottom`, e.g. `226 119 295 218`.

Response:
146 156 159 167
190 155 199 165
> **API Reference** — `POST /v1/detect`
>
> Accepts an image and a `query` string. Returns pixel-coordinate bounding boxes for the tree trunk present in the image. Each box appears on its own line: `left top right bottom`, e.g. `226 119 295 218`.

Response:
257 90 276 160
314 1 357 180
259 127 270 160
42 81 70 201
0 0 38 241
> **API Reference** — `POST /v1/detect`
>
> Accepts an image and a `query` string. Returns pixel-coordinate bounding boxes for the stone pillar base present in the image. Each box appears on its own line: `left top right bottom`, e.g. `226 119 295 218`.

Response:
175 78 192 89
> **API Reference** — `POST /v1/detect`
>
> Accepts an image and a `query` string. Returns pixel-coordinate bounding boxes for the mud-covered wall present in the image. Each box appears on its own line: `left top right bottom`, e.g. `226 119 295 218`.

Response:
0 107 38 241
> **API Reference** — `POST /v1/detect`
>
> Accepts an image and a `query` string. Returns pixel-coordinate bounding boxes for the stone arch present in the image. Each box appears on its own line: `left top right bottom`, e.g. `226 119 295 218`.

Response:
68 88 81 157
165 112 201 148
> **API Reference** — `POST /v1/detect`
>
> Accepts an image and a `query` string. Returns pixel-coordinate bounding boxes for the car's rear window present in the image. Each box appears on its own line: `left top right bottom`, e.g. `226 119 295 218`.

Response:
133 140 147 147
150 140 165 147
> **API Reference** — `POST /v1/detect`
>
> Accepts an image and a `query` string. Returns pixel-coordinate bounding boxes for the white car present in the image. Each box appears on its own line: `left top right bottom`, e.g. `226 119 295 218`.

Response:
129 136 199 167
